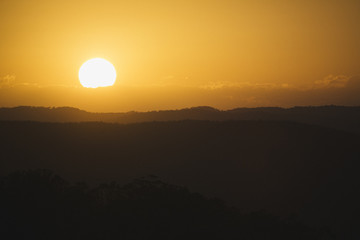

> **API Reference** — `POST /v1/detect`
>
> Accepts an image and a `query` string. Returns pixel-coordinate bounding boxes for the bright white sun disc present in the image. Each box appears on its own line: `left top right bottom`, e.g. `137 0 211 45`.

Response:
79 58 117 88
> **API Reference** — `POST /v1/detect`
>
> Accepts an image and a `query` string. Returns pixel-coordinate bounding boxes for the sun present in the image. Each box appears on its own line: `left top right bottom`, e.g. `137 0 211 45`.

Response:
79 58 117 88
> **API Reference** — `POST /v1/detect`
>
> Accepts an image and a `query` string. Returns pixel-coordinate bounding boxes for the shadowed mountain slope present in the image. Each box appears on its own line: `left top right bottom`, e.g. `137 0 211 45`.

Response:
0 120 359 238
1 105 360 133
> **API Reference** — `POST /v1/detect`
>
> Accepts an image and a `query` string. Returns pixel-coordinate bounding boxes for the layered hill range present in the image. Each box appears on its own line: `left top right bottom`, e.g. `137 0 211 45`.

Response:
1 105 360 133
1 106 360 238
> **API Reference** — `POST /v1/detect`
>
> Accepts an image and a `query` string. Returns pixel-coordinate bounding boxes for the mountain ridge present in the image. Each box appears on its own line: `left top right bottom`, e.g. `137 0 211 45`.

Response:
1 105 360 133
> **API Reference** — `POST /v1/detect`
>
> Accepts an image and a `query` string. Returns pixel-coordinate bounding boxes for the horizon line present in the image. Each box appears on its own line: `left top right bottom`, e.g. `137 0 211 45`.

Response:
1 104 360 114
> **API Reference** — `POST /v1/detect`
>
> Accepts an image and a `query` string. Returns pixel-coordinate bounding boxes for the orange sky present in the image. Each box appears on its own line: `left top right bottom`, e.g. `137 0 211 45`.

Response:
1 0 360 112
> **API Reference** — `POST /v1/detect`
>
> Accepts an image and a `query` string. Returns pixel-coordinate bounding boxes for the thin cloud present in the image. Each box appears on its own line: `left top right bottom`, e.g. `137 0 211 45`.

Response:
195 75 360 108
200 75 354 91
313 75 350 89
200 81 295 90
0 74 16 88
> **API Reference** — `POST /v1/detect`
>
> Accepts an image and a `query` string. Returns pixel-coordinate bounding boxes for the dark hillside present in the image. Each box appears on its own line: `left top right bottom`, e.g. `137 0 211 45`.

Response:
1 105 360 133
0 120 359 238
0 170 325 240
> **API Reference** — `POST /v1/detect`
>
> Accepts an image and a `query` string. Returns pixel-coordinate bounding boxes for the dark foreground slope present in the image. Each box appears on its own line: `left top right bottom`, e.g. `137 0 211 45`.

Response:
1 120 360 238
1 105 360 133
0 170 324 240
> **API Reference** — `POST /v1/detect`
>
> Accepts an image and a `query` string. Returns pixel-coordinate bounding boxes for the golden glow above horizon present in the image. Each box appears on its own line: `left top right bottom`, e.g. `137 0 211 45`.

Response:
0 0 360 112
79 58 116 88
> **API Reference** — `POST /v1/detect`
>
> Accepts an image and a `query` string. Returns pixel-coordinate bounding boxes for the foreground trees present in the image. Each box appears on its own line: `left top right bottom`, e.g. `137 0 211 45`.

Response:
0 169 327 240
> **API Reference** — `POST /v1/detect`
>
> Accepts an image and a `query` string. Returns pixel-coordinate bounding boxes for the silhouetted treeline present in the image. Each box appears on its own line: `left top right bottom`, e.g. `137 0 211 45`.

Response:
1 105 360 133
0 169 327 240
1 120 359 238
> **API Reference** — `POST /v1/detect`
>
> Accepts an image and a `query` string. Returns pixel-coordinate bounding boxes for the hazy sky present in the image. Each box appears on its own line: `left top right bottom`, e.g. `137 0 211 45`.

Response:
1 0 360 112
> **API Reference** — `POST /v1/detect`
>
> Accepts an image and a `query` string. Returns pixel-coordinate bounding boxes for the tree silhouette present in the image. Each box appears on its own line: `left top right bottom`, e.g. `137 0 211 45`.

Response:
0 169 328 240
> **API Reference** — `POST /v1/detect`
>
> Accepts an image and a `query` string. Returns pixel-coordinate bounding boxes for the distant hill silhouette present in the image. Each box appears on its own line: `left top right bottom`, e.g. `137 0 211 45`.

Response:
1 105 360 133
1 120 359 238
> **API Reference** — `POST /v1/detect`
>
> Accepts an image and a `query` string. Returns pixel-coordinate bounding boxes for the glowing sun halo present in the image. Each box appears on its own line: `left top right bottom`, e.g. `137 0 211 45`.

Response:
79 58 117 88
